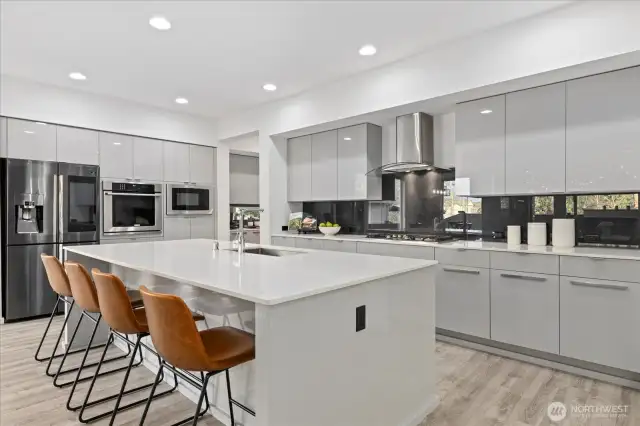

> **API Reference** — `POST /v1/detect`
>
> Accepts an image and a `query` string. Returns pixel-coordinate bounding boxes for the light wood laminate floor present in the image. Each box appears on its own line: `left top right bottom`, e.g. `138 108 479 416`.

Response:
1 318 638 426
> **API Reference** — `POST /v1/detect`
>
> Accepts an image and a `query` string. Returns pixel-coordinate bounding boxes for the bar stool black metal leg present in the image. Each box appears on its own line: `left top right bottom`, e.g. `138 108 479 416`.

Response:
191 373 212 426
65 313 102 409
225 370 235 426
50 306 85 381
139 362 164 426
34 296 62 361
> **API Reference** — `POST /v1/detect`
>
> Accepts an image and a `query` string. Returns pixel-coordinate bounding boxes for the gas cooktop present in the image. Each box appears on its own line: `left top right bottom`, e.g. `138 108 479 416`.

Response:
366 230 454 243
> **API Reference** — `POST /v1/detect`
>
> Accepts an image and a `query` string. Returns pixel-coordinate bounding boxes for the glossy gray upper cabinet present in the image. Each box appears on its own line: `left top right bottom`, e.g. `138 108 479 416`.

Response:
287 135 312 202
566 67 640 193
337 124 382 200
0 117 7 158
99 132 134 179
506 83 566 194
189 145 215 184
311 130 338 201
57 126 99 165
7 118 57 161
229 154 259 205
133 137 164 181
455 95 506 196
163 141 190 183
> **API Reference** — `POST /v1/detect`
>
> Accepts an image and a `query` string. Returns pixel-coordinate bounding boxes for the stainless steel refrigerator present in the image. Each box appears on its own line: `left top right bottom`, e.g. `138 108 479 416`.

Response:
1 159 99 321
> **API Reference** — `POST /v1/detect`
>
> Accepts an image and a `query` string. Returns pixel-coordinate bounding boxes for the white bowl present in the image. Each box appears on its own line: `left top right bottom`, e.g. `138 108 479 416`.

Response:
318 226 341 236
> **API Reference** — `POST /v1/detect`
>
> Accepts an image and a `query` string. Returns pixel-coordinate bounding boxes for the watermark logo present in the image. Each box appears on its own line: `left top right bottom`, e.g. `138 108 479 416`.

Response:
547 401 630 422
547 402 567 422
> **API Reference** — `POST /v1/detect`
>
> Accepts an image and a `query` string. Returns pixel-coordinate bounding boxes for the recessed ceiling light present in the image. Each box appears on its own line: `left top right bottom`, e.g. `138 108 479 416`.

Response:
149 16 171 30
359 44 377 56
36 122 47 125
69 72 87 80
480 109 493 114
113 142 121 146
175 97 189 104
24 130 34 134
263 83 277 92
343 137 352 141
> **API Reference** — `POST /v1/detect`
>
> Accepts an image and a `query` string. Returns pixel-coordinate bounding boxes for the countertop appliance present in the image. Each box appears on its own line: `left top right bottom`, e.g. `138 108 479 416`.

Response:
1 159 99 321
102 181 162 236
166 183 214 216
577 208 639 248
366 229 454 243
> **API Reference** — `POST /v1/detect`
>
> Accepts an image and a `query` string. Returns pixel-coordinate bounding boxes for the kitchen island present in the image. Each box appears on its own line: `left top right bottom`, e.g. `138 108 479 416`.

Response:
65 239 439 426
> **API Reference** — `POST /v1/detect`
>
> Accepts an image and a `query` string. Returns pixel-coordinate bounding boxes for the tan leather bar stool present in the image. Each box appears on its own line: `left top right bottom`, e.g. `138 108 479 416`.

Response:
39 255 120 379
138 286 256 426
59 262 144 412
74 269 186 424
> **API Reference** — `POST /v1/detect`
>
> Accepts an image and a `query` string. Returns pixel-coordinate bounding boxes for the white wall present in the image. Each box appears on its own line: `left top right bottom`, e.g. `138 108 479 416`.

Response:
216 0 640 242
0 75 218 147
223 131 259 154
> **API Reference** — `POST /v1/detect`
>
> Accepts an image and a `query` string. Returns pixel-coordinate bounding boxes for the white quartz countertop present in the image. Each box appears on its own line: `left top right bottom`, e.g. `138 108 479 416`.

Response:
273 233 640 261
65 239 437 305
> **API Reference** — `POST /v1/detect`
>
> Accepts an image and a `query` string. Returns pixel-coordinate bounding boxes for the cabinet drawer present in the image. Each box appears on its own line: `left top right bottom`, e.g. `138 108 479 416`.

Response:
322 239 357 253
271 236 296 248
490 251 558 275
560 277 639 372
560 256 640 284
490 269 559 354
435 248 490 268
357 242 434 260
294 237 324 250
436 265 490 338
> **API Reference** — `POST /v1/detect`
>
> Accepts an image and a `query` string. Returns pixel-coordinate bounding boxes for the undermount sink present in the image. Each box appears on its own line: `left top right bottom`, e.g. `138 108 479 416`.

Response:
226 247 303 257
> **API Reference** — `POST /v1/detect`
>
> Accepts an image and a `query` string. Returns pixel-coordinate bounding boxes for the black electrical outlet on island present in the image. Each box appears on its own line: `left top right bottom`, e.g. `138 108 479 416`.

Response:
356 305 366 332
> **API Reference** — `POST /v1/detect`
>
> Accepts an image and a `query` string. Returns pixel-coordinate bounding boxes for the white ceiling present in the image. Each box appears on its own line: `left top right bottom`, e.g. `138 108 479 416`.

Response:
1 1 569 119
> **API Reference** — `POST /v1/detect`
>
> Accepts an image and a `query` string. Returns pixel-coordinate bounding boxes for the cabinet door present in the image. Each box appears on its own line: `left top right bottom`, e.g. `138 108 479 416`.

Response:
455 96 506 196
491 269 559 354
560 277 639 372
436 265 490 338
1 116 8 158
99 133 134 179
7 118 57 161
294 237 324 250
287 135 312 202
133 137 163 181
271 236 296 247
356 242 434 260
311 130 338 200
163 141 190 183
57 126 99 165
190 216 215 239
163 217 191 240
322 239 357 253
337 124 368 200
566 67 640 192
189 145 215 184
506 83 566 194
229 154 259 205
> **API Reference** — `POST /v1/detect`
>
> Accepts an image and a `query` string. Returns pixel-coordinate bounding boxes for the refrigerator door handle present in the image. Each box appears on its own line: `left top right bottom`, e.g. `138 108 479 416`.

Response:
58 174 64 241
53 173 58 257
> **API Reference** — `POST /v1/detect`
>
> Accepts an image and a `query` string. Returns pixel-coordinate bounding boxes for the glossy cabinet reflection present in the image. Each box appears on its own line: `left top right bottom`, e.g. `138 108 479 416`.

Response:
7 118 57 162
57 126 99 165
99 132 134 178
287 135 312 202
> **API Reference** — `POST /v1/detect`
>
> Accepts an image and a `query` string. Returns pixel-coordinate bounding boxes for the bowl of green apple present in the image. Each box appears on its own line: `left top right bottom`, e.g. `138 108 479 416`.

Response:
318 222 341 236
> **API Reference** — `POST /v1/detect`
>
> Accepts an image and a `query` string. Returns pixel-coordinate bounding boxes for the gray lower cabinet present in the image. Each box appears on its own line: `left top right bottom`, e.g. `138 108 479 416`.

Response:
490 269 560 354
322 239 357 253
271 236 296 248
560 276 640 373
356 242 434 260
294 237 324 250
436 265 490 338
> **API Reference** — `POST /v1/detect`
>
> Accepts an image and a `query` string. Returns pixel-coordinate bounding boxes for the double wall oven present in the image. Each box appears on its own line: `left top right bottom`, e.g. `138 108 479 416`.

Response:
102 181 163 236
166 183 214 216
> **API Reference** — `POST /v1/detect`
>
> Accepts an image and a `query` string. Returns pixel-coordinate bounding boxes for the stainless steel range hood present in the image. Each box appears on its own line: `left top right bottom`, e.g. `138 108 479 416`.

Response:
380 112 443 174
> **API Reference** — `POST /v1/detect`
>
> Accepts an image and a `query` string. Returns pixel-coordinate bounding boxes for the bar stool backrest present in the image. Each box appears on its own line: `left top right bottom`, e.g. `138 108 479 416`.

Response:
65 262 101 314
92 270 146 335
139 286 211 371
40 254 73 297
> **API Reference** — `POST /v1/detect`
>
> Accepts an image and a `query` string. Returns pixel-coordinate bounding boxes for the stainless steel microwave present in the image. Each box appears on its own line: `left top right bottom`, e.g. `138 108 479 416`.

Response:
166 184 214 216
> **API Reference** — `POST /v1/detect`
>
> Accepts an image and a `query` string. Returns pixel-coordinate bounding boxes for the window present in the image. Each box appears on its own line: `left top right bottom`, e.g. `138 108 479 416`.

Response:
574 194 638 214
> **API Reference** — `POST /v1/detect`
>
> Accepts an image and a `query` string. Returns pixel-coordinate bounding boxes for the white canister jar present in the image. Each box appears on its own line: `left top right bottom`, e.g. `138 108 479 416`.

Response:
552 218 576 248
528 222 547 246
507 226 521 245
